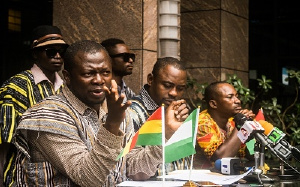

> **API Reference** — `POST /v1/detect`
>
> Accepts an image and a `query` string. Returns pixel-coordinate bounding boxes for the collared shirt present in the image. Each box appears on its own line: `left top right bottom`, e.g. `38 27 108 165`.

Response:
126 84 191 177
197 109 246 168
0 65 63 186
118 79 136 103
14 86 129 187
31 64 64 91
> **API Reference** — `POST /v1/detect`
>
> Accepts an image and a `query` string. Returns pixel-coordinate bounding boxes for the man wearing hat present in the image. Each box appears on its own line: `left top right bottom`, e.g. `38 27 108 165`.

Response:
0 25 68 186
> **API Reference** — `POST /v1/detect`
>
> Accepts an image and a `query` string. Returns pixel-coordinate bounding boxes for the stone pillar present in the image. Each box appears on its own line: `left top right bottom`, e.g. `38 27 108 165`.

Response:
181 0 249 85
53 0 158 93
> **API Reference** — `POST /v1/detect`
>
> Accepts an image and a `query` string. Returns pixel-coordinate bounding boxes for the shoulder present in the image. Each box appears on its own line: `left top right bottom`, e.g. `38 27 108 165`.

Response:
1 70 33 86
0 70 34 96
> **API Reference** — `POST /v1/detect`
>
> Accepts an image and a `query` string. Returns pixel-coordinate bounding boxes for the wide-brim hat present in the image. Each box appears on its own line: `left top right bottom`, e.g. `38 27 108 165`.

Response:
31 25 68 49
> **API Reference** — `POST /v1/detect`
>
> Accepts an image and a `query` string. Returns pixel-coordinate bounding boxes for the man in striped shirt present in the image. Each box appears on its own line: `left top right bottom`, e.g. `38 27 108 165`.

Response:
0 25 68 186
13 40 132 186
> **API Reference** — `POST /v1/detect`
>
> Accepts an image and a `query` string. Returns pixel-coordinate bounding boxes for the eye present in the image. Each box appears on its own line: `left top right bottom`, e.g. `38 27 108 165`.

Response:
83 73 92 77
163 83 174 89
102 71 110 76
177 86 186 92
227 94 234 99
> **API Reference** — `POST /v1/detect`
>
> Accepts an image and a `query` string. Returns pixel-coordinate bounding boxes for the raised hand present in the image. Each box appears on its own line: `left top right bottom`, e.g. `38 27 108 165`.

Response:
165 99 189 139
238 109 255 120
103 79 131 135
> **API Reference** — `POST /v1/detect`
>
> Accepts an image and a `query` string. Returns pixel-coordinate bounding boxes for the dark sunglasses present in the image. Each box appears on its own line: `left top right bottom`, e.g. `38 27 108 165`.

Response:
110 53 135 62
44 48 66 58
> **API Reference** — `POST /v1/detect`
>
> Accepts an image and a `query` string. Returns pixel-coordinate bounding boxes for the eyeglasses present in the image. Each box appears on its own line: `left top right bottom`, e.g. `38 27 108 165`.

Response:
110 53 135 62
44 48 66 58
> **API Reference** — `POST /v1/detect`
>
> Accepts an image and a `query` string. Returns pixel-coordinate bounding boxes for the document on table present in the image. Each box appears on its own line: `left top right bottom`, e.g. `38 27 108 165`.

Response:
117 168 252 186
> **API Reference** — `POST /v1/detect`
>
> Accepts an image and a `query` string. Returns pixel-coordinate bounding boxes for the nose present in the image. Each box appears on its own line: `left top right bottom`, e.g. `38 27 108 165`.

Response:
169 87 178 97
234 96 241 104
129 57 134 63
92 74 105 84
54 52 61 58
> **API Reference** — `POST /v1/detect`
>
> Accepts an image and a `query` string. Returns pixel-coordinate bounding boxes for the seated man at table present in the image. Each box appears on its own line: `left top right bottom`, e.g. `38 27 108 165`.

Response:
13 40 132 186
196 81 255 168
13 40 190 186
126 57 190 180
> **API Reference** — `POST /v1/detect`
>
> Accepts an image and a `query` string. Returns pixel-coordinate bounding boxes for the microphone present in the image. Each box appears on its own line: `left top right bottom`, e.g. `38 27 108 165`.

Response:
214 158 250 175
234 113 292 160
234 113 300 175
259 120 300 162
234 113 265 143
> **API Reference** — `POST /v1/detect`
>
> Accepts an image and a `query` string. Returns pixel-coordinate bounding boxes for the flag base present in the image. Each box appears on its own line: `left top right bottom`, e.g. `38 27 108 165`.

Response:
182 180 198 187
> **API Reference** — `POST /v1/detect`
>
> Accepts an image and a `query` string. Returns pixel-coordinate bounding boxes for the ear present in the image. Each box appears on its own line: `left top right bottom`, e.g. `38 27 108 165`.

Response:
209 100 217 109
147 73 154 86
62 69 70 85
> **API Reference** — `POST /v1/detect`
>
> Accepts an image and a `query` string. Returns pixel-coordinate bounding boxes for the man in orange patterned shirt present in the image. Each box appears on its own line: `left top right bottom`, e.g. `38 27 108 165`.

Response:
196 81 255 168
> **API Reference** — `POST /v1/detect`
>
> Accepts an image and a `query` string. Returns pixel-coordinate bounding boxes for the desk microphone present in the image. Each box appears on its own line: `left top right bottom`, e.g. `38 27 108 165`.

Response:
214 158 250 175
259 120 300 163
234 113 292 160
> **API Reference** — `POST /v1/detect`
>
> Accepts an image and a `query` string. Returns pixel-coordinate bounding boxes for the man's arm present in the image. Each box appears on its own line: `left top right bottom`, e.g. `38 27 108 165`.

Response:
126 145 162 180
210 128 242 161
126 100 189 180
31 125 123 187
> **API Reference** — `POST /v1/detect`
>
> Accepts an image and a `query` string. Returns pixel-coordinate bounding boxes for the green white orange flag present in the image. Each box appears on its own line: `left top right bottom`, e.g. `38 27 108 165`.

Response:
164 108 200 163
116 107 162 160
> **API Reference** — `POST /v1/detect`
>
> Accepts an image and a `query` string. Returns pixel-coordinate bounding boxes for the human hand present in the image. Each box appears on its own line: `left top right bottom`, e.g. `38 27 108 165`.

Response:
104 79 131 135
165 99 189 139
174 100 189 122
238 109 255 119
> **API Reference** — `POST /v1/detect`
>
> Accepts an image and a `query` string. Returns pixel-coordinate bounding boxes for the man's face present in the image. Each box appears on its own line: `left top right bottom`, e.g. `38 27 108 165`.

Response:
64 50 112 110
109 44 134 76
214 83 242 116
148 65 187 107
34 44 67 73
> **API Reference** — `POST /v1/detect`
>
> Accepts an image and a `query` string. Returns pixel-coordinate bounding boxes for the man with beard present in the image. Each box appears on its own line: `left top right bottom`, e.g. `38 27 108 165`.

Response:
101 38 136 102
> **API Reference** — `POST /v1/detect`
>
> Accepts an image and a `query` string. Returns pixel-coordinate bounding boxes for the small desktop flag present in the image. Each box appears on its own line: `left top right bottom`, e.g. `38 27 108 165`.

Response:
255 108 265 121
117 107 162 160
164 108 199 163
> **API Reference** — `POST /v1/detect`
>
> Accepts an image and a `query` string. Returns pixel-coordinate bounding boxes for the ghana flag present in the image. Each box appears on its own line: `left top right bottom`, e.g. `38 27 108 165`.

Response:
117 107 162 160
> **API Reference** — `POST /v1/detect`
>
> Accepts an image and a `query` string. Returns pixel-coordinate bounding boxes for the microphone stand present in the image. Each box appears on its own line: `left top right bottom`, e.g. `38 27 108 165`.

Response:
246 142 274 185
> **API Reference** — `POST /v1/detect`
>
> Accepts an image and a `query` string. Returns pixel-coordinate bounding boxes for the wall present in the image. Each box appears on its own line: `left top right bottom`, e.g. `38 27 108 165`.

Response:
53 0 158 94
53 0 249 94
181 0 249 85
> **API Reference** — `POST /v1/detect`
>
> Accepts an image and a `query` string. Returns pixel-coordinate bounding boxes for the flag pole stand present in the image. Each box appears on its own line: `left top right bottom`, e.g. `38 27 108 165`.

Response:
161 105 166 187
182 180 198 187
184 107 201 187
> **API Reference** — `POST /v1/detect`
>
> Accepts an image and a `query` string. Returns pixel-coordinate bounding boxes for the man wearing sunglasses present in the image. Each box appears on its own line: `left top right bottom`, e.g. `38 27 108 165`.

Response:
0 25 68 186
101 38 136 102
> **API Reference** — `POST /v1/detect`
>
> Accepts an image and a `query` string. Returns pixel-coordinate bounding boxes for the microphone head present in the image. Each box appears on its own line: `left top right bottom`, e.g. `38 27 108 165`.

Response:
214 159 222 171
258 120 274 135
233 113 248 130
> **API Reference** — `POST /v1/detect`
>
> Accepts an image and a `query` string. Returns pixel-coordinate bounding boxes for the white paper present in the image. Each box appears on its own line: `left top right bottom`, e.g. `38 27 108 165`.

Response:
117 180 186 187
117 169 252 186
158 169 253 185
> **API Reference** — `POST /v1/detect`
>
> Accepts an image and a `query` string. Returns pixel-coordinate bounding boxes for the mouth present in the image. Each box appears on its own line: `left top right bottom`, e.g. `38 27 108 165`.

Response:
52 61 63 66
164 99 175 105
127 66 133 70
235 106 242 111
90 89 105 97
